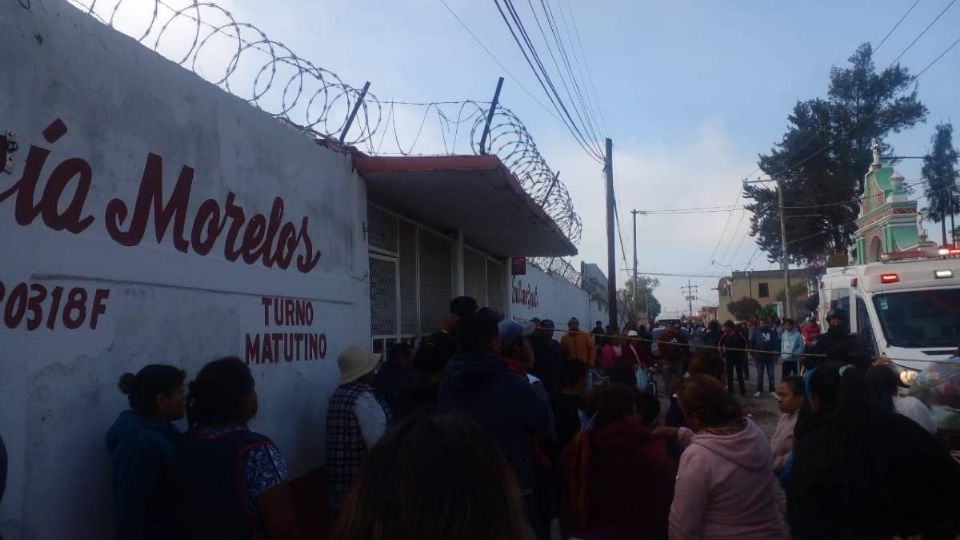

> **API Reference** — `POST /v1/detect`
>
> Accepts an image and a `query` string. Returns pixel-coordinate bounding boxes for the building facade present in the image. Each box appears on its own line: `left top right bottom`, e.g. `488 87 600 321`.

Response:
717 268 817 322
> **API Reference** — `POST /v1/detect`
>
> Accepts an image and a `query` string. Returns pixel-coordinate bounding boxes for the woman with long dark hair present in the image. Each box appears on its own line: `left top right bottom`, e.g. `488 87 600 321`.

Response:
788 363 960 539
559 383 675 540
106 364 186 540
176 357 297 540
332 412 530 540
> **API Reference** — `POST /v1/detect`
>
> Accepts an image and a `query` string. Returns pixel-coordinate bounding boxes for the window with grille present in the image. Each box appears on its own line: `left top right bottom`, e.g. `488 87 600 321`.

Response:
758 283 769 298
398 220 418 335
367 205 398 253
418 229 452 334
370 256 398 337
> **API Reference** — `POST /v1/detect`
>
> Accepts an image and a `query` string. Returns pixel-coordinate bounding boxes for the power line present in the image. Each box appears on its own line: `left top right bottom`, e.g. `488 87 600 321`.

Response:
436 0 563 123
888 0 957 67
875 0 921 53
526 0 604 146
915 33 960 78
492 0 605 161
557 0 609 134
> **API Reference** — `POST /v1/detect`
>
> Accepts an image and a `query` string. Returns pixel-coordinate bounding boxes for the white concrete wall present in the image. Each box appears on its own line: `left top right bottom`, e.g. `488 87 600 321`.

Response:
0 2 368 538
510 265 606 329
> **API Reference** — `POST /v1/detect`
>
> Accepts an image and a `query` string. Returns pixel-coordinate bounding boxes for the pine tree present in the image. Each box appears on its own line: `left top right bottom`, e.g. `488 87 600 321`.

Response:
745 43 926 264
921 123 959 246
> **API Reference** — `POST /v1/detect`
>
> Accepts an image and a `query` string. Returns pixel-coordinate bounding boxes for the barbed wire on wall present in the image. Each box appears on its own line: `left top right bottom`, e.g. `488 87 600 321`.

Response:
531 256 581 286
64 0 584 260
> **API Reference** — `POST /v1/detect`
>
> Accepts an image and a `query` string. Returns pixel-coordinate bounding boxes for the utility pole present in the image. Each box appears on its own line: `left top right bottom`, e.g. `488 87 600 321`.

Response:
604 138 618 332
744 177 791 320
681 280 699 319
776 180 792 320
631 209 640 323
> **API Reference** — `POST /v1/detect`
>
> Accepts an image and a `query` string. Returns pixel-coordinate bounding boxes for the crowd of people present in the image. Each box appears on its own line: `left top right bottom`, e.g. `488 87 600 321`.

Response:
105 296 960 540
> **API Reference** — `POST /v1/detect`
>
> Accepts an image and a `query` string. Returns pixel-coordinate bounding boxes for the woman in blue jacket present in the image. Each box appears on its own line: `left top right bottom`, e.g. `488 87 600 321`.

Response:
106 364 187 540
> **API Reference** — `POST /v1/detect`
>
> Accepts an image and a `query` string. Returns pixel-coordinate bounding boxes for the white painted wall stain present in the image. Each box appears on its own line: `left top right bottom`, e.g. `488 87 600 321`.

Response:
0 2 369 538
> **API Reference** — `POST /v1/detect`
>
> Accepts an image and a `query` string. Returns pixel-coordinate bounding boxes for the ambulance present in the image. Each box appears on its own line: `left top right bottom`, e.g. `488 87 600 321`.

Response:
818 247 960 386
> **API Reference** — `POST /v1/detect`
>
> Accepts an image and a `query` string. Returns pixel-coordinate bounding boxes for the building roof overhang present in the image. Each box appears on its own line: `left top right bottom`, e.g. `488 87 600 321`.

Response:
353 154 578 258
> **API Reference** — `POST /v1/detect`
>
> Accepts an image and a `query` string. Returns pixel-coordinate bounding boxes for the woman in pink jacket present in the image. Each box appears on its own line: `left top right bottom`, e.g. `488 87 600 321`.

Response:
658 374 785 540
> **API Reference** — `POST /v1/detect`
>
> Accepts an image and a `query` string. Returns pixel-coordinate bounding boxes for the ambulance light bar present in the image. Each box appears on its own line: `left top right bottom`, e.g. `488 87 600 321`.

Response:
880 273 900 284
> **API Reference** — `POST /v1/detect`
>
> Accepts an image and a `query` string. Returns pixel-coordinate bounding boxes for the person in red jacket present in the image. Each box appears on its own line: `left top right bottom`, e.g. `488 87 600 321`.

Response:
559 384 676 540
800 316 821 348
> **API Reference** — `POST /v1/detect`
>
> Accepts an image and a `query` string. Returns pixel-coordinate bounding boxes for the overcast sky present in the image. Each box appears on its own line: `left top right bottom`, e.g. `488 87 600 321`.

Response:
104 0 960 316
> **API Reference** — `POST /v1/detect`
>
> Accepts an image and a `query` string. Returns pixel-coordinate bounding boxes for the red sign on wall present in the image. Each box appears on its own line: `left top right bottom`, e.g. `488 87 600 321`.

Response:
512 256 527 275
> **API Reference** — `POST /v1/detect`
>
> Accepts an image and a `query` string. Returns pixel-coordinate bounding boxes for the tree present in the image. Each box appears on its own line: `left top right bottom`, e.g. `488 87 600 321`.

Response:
758 304 780 321
618 276 661 322
921 123 959 246
745 43 927 264
775 283 809 317
727 297 762 321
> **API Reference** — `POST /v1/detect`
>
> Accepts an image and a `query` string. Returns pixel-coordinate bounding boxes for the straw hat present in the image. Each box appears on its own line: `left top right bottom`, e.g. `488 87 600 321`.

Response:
337 346 381 385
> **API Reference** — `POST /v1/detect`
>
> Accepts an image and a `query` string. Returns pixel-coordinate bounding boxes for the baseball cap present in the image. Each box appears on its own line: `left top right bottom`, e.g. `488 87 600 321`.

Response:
449 296 479 318
498 320 536 349
540 319 555 329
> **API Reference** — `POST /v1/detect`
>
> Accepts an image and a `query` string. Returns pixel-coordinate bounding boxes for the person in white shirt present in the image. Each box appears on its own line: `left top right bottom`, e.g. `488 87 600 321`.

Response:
866 364 937 434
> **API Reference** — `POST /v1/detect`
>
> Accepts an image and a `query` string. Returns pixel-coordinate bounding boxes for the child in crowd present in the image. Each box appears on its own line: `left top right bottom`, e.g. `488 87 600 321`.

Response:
771 376 804 476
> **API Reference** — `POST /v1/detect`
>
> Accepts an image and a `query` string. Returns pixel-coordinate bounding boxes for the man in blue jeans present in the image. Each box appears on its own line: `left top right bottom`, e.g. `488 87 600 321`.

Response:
750 317 779 397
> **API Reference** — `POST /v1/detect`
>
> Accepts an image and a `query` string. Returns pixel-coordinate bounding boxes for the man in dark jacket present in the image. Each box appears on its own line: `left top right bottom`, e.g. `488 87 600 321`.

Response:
422 296 478 366
806 310 847 369
438 308 553 530
749 318 779 397
530 318 563 402
718 320 747 396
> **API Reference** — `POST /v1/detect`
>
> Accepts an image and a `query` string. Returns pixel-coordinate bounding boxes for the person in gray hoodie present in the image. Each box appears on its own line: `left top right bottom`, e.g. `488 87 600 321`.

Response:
106 365 186 540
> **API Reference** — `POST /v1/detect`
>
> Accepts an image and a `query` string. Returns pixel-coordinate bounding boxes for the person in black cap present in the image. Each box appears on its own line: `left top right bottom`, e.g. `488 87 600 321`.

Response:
421 296 478 368
806 310 847 370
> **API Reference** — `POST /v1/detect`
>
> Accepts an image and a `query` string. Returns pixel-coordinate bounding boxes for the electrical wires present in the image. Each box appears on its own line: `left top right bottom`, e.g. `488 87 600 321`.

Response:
492 0 606 162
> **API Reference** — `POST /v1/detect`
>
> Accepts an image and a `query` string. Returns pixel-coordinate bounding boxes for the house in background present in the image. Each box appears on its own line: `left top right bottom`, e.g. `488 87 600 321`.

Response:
717 268 817 322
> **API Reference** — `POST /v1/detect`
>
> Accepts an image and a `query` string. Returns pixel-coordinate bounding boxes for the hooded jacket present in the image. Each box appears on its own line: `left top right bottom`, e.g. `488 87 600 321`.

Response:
106 410 181 540
561 330 596 366
669 419 784 540
439 351 552 491
561 421 676 540
780 328 804 363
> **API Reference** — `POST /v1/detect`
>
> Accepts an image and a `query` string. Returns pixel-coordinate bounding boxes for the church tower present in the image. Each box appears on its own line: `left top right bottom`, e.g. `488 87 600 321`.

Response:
853 140 926 263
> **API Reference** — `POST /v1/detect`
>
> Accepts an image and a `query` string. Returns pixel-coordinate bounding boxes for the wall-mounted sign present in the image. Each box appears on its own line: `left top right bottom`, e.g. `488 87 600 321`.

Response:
512 279 539 308
512 256 527 275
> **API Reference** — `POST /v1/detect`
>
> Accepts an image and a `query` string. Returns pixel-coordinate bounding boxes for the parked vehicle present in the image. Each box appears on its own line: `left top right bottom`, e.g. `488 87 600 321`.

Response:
818 249 960 386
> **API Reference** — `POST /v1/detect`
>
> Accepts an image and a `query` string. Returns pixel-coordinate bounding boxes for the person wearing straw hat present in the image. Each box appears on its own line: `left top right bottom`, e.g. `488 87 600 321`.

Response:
325 345 391 511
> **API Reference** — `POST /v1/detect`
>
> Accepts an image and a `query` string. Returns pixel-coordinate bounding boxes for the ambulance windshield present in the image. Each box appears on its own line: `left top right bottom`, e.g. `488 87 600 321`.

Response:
873 289 960 348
